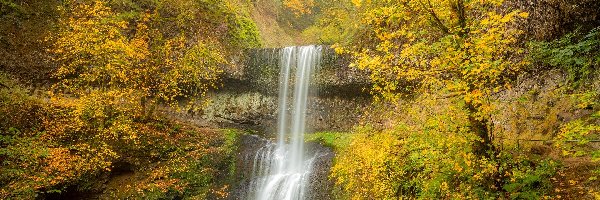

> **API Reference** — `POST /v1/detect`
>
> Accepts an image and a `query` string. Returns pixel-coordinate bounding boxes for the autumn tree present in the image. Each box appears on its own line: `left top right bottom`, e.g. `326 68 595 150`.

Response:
1 0 261 198
320 1 553 198
333 0 529 155
50 1 225 115
301 0 357 44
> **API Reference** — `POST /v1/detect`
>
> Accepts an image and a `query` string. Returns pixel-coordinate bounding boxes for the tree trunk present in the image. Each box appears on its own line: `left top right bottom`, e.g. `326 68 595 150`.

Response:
466 103 493 157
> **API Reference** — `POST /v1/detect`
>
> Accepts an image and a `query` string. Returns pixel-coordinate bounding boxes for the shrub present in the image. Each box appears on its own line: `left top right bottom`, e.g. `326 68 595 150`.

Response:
530 27 600 87
331 95 558 199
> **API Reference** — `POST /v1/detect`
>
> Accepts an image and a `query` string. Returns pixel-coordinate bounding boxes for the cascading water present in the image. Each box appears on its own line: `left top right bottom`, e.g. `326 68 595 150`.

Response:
248 45 322 200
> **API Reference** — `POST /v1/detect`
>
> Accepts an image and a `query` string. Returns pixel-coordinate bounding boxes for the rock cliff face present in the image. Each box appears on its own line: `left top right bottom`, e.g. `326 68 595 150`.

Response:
504 0 600 41
195 46 371 134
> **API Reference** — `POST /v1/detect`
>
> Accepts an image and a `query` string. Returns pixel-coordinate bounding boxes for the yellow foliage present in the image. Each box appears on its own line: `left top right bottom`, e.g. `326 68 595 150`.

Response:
283 0 315 16
335 0 529 122
50 1 224 113
0 75 238 198
331 95 502 199
1 0 257 198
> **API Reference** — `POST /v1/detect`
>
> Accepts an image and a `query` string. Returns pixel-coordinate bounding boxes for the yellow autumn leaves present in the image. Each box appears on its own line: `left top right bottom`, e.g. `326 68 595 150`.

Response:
345 1 529 114
51 1 225 113
283 0 315 15
332 95 504 199
323 0 558 199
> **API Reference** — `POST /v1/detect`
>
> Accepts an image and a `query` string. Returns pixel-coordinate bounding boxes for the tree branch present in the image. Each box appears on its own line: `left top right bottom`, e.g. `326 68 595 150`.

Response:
417 0 450 34
436 91 465 99
451 0 468 37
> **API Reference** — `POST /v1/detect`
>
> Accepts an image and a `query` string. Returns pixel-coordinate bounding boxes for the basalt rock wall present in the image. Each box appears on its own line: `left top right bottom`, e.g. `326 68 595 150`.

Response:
196 46 372 134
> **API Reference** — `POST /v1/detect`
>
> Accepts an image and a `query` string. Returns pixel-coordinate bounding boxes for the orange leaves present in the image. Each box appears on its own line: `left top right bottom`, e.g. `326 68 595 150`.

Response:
2 0 253 197
1 82 236 198
41 145 115 184
283 0 315 16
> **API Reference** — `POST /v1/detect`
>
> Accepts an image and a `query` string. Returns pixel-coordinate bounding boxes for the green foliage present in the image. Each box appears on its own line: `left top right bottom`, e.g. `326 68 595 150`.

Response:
221 129 241 179
229 15 262 48
305 131 353 150
0 0 58 31
530 27 600 87
0 130 51 198
0 0 20 15
502 159 559 200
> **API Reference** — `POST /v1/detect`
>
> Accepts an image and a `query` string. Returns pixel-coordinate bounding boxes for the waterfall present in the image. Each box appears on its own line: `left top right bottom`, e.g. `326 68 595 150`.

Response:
248 45 322 200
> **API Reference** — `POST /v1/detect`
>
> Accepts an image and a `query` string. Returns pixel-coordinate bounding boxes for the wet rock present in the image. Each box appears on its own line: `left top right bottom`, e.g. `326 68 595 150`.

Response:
177 46 372 133
228 135 335 200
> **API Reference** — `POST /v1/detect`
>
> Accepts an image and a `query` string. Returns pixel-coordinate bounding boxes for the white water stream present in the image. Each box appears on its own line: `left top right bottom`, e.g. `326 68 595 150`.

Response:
248 46 322 200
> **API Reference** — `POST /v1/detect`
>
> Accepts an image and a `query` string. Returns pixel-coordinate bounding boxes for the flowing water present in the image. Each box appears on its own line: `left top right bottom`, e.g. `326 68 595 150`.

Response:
247 45 322 200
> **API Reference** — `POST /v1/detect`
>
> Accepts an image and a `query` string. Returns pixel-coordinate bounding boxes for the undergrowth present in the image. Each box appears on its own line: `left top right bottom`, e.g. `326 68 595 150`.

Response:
0 73 240 199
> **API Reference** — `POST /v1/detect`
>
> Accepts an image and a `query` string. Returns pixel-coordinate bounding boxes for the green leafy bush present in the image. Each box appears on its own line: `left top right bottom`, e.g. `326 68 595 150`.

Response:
305 131 354 150
530 27 600 87
502 159 559 200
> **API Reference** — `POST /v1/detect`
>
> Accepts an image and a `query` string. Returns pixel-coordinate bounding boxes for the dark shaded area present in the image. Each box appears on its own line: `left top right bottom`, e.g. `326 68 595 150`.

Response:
0 0 59 85
505 0 600 41
304 141 335 200
44 186 97 200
